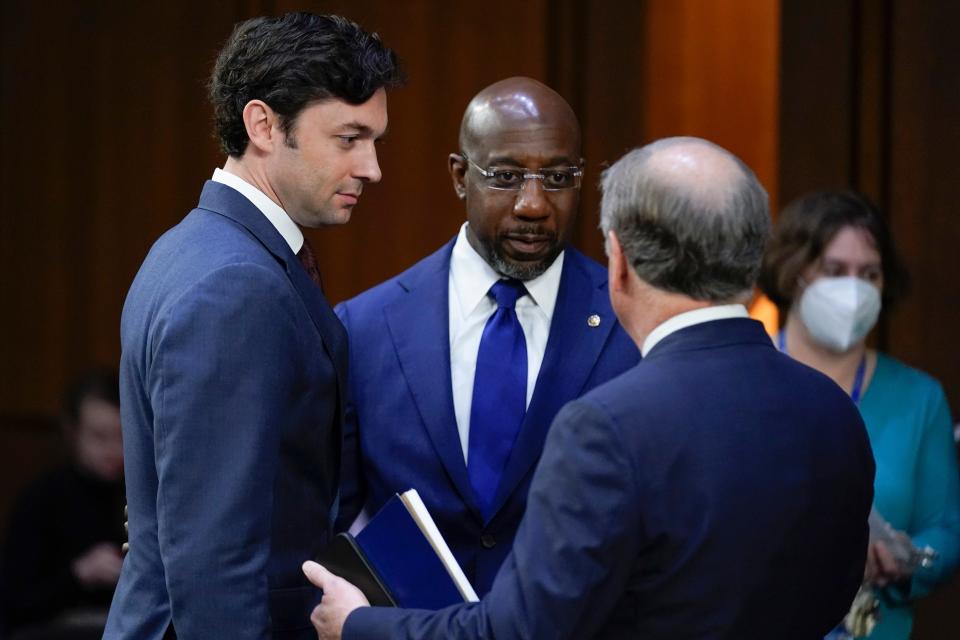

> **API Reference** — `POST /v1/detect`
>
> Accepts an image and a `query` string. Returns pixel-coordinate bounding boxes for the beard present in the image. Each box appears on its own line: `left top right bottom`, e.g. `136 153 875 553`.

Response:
481 228 563 281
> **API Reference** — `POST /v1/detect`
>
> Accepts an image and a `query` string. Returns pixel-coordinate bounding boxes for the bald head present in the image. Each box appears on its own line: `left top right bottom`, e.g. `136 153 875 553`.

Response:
600 136 770 301
640 138 750 214
459 77 581 158
449 77 583 282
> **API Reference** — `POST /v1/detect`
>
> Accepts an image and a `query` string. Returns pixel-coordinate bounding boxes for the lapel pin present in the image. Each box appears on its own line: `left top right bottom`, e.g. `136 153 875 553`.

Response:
587 314 601 327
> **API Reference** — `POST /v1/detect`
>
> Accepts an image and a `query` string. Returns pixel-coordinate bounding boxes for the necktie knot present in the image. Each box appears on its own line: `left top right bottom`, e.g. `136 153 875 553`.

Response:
297 239 324 291
489 279 526 309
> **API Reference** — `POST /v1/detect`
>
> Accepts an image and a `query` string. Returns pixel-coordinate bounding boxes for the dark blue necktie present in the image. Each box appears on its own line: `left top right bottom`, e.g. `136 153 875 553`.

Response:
468 279 528 520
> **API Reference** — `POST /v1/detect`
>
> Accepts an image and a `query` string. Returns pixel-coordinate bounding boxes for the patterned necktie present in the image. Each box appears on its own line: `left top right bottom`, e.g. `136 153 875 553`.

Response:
468 279 528 520
297 238 324 291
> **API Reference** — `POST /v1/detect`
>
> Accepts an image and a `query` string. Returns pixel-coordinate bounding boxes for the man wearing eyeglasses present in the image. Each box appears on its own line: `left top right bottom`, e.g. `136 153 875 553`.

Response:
309 138 875 640
334 77 639 596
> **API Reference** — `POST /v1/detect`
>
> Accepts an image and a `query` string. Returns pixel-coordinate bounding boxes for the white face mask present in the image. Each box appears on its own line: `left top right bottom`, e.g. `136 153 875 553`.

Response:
798 276 882 352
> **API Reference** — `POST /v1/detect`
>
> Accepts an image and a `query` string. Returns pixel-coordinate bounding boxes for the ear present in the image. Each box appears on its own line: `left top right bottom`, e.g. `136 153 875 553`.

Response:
448 153 467 200
607 230 631 295
242 99 280 154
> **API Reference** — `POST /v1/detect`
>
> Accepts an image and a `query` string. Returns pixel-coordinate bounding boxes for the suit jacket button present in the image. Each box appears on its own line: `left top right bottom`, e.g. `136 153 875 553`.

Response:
481 533 496 549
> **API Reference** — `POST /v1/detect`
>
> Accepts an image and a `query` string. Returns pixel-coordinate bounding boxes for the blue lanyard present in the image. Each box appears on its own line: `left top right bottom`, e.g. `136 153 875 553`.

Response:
777 331 867 405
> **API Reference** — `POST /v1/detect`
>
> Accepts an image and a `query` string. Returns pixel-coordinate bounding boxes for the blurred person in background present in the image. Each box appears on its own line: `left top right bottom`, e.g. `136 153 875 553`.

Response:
759 190 960 639
0 369 125 640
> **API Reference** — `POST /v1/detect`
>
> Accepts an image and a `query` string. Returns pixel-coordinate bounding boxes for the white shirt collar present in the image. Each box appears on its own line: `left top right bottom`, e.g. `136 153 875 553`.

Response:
641 304 749 357
449 223 564 320
212 168 304 254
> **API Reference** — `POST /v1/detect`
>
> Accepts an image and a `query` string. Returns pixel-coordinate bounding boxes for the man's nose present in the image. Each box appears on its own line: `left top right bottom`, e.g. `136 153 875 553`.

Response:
513 178 550 218
355 144 382 183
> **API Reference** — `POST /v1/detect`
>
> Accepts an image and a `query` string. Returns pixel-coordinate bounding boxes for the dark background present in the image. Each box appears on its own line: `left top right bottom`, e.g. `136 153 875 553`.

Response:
2 1 958 634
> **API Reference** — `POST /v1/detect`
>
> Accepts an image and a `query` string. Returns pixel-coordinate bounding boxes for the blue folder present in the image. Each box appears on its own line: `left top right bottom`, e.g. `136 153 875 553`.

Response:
318 491 474 609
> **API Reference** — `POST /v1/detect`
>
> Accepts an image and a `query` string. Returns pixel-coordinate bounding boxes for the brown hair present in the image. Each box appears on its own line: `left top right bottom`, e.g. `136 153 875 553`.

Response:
758 190 908 313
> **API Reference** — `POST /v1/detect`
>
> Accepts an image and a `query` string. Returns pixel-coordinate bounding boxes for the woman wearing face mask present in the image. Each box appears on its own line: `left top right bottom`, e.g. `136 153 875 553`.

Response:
759 190 960 640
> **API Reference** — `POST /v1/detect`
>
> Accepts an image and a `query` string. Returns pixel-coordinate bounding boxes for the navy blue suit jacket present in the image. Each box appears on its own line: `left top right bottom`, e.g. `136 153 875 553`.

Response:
344 318 875 639
336 240 639 594
105 181 346 639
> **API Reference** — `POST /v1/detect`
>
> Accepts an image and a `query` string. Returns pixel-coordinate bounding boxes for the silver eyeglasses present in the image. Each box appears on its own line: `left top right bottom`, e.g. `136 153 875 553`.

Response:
462 155 583 191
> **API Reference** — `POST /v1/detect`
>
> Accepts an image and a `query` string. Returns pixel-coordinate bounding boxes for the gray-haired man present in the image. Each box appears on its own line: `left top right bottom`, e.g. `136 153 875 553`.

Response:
306 137 875 640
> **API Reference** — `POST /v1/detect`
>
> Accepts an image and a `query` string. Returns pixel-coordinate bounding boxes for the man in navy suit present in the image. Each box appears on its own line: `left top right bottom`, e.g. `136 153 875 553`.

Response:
307 137 875 639
104 14 401 640
334 77 639 595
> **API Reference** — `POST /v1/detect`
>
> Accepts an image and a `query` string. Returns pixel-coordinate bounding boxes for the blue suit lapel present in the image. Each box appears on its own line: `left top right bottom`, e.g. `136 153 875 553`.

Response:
195 180 349 400
383 241 482 515
488 249 616 520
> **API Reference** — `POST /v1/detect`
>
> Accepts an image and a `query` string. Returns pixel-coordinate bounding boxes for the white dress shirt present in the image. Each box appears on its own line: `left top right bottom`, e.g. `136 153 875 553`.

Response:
212 168 303 254
449 223 564 462
641 304 750 357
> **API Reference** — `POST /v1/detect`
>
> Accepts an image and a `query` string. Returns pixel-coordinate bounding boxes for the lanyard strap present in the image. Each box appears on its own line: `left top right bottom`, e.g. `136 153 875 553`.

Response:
777 331 867 405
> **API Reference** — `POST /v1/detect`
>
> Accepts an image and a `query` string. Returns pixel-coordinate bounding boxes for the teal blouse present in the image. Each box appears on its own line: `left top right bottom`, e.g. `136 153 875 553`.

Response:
856 353 960 640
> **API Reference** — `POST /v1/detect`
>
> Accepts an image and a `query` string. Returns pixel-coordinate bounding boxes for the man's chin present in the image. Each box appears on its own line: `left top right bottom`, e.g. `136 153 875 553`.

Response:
491 249 559 282
305 208 353 228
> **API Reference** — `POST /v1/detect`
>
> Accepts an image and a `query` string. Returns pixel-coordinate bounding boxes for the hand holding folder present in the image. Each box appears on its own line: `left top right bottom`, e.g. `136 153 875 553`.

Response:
314 489 479 609
302 562 369 640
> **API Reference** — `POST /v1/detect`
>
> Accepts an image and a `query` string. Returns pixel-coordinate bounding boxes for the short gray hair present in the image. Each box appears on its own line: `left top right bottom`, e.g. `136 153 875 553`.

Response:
599 138 770 302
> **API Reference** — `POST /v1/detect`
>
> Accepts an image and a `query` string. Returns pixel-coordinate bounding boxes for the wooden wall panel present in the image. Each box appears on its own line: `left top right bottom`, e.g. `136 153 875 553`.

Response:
0 1 248 416
884 0 960 411
779 0 857 201
529 0 781 265
641 0 780 208
565 1 648 261
779 0 891 206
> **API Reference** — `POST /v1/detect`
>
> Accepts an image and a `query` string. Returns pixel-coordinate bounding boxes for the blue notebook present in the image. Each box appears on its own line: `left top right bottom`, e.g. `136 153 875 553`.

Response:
318 489 478 609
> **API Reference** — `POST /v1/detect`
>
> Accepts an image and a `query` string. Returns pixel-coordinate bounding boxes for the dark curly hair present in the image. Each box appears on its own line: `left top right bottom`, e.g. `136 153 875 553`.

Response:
758 190 909 313
209 13 403 157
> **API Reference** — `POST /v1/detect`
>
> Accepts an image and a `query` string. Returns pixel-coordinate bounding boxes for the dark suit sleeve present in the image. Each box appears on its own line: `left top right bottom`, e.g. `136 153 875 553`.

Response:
343 398 643 639
151 263 300 638
333 300 366 532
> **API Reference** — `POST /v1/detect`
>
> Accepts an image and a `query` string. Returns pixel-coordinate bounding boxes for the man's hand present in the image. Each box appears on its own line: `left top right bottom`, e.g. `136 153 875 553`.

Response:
72 542 123 588
302 561 370 640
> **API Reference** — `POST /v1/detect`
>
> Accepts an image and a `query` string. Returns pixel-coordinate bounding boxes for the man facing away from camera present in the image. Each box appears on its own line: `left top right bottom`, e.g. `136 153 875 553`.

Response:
104 13 401 640
307 137 876 640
